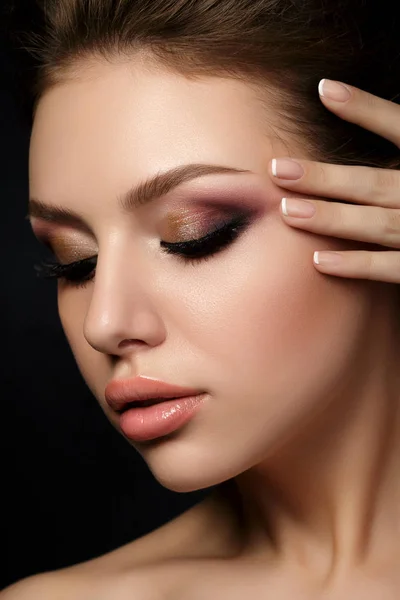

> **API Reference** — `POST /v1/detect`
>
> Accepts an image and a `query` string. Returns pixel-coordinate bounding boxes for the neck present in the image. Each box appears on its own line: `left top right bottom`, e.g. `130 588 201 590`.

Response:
230 286 400 584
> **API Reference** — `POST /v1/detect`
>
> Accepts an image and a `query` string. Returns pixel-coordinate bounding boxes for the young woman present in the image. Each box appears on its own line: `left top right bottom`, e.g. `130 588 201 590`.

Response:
2 0 400 598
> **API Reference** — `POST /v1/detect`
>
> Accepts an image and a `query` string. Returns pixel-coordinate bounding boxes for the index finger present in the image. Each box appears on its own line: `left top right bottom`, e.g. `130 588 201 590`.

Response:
318 79 400 148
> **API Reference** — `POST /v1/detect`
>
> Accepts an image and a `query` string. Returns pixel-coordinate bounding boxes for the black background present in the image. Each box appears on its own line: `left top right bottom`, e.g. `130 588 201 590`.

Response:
0 17 207 592
2 0 400 592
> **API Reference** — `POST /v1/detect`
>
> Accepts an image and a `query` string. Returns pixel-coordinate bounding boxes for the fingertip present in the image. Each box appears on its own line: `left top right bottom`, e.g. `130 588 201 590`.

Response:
318 79 352 103
318 79 326 98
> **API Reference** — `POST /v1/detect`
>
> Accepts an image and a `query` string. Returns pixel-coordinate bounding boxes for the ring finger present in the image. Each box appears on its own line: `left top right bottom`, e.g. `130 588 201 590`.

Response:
281 197 400 249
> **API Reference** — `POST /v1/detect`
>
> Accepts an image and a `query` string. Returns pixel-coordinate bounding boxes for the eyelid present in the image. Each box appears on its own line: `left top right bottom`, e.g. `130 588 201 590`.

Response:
163 204 251 242
169 210 247 240
34 212 253 285
160 213 251 260
32 224 97 258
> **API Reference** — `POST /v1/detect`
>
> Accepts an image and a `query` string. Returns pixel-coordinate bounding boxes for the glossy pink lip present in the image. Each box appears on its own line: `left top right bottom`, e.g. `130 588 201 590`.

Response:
104 375 204 413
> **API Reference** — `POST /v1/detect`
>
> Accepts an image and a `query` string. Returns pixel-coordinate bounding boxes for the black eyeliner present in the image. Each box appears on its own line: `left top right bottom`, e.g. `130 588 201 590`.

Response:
160 214 250 259
34 213 251 285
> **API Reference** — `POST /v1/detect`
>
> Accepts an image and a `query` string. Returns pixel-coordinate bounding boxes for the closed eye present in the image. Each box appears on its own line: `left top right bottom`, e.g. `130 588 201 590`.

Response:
160 213 251 263
33 213 252 287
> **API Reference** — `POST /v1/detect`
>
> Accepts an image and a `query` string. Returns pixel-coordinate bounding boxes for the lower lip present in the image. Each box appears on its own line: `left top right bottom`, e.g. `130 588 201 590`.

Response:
118 394 207 442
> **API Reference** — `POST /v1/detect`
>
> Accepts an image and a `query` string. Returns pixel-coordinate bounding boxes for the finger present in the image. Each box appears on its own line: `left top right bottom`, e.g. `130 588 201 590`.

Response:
318 79 400 148
280 198 400 249
270 159 400 208
313 250 400 284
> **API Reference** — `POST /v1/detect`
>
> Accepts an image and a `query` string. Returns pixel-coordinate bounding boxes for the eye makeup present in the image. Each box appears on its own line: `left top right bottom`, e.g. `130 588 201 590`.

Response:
31 222 98 263
31 175 272 287
159 175 271 242
47 233 96 263
34 210 252 287
162 204 250 243
161 212 252 262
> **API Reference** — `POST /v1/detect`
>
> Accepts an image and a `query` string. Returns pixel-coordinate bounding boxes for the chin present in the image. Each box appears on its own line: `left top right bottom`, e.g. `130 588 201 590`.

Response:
133 438 245 494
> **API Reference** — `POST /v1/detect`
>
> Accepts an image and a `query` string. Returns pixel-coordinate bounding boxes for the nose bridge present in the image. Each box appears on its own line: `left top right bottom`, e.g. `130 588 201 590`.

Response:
83 243 166 355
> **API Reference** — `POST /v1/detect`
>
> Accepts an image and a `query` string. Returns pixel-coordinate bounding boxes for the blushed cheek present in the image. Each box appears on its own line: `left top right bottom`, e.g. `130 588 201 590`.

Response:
189 225 366 397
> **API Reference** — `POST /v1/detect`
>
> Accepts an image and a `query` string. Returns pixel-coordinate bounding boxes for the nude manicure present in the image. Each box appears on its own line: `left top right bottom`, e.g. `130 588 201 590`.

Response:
272 159 304 180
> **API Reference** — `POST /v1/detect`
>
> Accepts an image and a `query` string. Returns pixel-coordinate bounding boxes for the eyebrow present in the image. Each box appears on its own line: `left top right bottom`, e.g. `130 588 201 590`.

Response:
26 163 250 228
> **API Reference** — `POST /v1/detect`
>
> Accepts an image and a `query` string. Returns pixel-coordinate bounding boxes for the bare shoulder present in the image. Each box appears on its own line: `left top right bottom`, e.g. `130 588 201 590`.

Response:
0 571 87 600
0 538 172 600
1 574 53 599
1 491 240 600
0 568 156 600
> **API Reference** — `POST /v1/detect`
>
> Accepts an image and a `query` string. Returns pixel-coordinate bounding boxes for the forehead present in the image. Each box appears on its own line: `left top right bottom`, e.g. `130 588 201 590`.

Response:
29 59 289 206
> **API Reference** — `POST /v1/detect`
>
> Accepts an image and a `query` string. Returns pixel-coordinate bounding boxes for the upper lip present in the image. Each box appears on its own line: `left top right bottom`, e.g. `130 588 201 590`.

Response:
104 375 204 413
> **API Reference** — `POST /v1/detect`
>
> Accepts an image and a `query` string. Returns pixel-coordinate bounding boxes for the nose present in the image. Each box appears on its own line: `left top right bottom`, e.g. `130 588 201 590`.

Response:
83 254 167 357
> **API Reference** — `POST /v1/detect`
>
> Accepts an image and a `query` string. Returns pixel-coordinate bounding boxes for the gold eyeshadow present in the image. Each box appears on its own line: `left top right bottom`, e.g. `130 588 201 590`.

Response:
163 205 237 243
31 185 265 261
45 233 96 264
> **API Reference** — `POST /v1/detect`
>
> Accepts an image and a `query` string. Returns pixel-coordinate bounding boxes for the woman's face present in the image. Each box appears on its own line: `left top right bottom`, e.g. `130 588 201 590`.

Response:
29 59 371 491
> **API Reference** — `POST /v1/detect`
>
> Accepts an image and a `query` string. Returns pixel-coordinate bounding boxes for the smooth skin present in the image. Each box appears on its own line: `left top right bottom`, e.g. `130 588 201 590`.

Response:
2 66 399 600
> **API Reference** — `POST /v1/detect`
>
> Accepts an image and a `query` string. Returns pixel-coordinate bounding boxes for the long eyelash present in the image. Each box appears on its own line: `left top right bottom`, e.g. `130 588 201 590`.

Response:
34 255 97 289
33 214 250 287
160 214 250 264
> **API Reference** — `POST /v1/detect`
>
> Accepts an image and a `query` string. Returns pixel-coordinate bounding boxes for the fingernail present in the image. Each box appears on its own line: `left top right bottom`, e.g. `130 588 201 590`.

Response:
314 251 344 266
272 158 304 180
318 79 351 102
282 198 316 218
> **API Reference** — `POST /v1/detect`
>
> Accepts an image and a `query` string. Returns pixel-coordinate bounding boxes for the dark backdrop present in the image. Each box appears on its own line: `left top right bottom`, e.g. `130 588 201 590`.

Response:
0 21 207 592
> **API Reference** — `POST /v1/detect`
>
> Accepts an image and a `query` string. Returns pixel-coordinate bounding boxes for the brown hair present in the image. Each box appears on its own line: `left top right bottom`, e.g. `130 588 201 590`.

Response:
8 0 400 168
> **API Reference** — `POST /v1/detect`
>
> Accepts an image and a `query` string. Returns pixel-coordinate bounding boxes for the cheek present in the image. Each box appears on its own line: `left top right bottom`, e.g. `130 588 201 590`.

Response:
173 217 369 393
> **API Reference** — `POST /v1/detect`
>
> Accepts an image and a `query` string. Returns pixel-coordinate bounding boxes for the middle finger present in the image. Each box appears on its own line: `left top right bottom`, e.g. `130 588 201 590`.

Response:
270 159 400 208
281 197 400 249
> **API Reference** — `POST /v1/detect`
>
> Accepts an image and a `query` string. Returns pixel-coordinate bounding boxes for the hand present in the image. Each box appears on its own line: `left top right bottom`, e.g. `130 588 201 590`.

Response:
269 79 400 284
